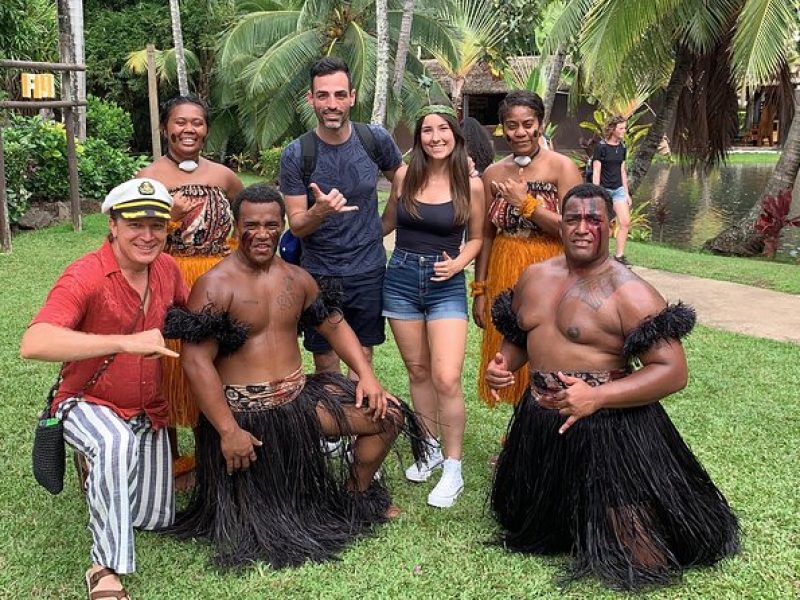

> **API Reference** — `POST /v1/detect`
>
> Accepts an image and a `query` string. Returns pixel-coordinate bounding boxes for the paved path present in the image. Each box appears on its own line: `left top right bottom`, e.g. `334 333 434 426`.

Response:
382 235 799 344
633 267 800 345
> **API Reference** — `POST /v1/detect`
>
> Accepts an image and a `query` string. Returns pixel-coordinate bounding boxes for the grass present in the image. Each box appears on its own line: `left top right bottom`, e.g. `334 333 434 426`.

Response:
1 216 798 599
626 241 800 294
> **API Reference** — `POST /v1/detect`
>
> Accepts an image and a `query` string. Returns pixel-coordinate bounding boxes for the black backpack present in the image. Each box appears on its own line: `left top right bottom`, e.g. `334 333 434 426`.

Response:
280 123 382 265
584 140 607 183
279 121 380 265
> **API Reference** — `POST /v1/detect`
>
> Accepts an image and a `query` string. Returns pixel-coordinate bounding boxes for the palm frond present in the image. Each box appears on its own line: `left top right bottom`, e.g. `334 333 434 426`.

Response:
542 0 595 55
339 22 378 120
580 0 678 82
731 0 797 85
240 29 324 98
402 11 461 72
678 0 739 53
298 0 338 30
218 11 302 81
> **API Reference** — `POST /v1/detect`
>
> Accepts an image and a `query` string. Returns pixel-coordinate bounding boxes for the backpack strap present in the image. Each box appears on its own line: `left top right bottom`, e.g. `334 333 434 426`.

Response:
299 130 318 190
352 122 382 166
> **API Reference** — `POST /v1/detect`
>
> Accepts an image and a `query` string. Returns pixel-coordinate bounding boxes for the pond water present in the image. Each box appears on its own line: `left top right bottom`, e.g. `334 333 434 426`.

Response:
632 163 800 260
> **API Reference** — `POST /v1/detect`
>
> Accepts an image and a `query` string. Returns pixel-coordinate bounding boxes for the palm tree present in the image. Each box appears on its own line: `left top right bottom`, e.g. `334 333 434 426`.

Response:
371 0 389 124
215 0 457 150
547 0 798 203
429 0 508 114
168 0 189 95
392 0 416 97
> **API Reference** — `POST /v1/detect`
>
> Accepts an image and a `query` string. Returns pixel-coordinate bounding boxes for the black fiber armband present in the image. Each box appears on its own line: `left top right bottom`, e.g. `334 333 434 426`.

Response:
622 302 696 359
163 305 249 356
491 290 527 349
298 280 344 330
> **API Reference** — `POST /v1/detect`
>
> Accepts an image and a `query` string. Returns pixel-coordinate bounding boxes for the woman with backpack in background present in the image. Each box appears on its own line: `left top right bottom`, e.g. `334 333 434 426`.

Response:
592 115 632 267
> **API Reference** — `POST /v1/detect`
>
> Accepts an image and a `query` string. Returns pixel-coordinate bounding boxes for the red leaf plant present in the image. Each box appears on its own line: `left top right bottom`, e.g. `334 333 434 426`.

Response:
755 187 800 258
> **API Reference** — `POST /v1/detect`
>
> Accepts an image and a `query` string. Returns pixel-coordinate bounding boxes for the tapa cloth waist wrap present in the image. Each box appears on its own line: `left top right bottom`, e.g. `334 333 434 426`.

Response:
529 369 629 401
223 368 306 412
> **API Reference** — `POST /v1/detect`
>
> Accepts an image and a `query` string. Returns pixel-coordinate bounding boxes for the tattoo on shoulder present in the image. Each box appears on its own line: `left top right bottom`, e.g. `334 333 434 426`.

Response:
563 267 638 311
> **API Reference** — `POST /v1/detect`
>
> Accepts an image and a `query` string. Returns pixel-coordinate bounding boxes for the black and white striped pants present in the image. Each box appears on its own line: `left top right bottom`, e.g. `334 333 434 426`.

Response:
58 400 174 574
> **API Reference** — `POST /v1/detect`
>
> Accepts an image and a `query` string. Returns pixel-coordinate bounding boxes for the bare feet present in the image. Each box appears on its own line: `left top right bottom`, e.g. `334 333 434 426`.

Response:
85 564 129 600
385 504 402 519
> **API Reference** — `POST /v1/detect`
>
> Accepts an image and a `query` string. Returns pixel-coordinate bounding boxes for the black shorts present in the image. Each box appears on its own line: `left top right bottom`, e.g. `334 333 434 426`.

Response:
303 267 386 353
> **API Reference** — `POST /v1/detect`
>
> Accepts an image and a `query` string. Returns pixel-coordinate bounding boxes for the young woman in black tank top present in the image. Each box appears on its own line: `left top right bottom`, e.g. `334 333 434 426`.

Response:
381 106 484 508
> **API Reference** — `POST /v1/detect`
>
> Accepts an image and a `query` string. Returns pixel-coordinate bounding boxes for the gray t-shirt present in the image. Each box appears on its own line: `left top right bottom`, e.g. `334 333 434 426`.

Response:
279 124 402 276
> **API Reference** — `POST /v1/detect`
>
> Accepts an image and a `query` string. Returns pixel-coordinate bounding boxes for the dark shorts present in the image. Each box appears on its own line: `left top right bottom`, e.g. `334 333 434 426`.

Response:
303 267 386 353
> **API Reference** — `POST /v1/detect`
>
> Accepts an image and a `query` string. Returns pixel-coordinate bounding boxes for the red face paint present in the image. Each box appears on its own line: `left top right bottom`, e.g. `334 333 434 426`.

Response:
561 196 609 265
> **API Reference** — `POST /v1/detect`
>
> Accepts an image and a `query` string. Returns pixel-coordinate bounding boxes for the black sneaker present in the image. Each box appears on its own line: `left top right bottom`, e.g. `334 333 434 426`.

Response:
614 255 632 268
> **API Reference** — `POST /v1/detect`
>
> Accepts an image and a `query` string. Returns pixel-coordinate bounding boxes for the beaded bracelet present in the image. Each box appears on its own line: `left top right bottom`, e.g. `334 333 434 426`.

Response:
470 280 487 297
520 193 540 218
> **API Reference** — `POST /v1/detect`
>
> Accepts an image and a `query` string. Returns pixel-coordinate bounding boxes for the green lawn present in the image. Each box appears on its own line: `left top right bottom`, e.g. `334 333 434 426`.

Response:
627 241 800 294
1 216 798 598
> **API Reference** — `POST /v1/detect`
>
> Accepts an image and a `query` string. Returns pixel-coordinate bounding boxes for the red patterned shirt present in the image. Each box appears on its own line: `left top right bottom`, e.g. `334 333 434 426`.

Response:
30 240 188 428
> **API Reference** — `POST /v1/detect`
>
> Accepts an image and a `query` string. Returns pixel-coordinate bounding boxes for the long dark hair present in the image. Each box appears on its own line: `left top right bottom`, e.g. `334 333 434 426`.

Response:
401 111 471 225
604 115 626 140
461 116 494 175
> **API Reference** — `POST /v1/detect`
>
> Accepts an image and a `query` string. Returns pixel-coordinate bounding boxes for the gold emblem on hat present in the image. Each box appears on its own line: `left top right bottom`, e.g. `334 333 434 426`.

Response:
138 181 156 195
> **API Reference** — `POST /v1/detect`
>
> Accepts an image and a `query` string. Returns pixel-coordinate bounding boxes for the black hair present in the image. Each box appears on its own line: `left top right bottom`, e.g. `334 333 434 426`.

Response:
232 183 286 221
561 183 613 217
461 116 495 175
309 57 352 90
498 90 545 124
159 95 209 129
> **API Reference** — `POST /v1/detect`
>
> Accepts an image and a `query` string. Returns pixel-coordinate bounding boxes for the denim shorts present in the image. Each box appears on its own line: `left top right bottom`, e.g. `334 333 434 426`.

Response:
382 249 468 321
606 186 627 202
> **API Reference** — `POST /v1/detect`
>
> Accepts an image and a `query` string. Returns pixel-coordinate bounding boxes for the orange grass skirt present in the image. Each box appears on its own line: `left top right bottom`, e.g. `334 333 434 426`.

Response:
477 233 563 407
163 251 230 427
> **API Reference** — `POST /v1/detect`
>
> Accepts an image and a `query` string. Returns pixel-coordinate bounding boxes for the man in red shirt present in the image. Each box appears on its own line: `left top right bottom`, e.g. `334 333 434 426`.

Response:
21 178 188 600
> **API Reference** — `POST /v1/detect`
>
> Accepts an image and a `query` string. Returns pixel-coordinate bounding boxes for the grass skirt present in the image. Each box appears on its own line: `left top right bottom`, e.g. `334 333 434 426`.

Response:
167 373 427 569
477 234 562 406
491 383 739 590
162 254 227 427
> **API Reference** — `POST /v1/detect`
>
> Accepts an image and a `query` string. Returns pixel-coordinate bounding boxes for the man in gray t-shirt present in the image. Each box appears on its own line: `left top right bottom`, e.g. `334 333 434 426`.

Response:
279 57 403 374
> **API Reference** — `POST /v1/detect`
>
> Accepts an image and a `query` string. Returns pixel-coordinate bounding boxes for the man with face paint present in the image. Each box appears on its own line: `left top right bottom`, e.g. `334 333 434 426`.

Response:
164 183 427 569
485 183 739 590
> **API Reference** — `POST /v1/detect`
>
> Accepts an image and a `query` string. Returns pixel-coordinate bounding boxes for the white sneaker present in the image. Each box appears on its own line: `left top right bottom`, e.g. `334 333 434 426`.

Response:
405 443 443 482
427 458 463 508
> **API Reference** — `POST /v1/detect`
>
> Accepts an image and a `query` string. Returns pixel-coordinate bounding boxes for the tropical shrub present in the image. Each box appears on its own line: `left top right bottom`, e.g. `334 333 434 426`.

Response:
3 115 147 223
257 148 283 183
86 94 134 150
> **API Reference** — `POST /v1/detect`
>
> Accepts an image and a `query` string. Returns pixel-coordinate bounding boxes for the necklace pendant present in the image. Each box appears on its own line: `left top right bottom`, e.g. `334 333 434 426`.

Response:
178 159 199 173
513 155 532 167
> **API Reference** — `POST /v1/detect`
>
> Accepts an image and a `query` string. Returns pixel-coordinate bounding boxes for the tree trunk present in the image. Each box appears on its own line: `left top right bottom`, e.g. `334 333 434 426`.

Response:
627 46 693 195
451 77 465 117
392 0 415 98
542 45 566 129
68 0 86 140
371 0 389 125
169 0 189 96
704 91 800 255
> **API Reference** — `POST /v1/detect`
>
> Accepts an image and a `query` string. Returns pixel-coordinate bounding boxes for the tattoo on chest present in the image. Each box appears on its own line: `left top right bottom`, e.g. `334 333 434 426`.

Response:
562 268 637 311
276 274 295 310
566 326 580 340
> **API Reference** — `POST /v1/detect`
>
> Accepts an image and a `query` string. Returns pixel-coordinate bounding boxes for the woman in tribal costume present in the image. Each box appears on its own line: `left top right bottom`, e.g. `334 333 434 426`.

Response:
472 91 582 407
137 95 243 481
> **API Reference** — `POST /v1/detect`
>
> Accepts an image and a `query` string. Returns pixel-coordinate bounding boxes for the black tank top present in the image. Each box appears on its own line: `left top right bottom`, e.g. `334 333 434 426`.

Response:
395 200 465 256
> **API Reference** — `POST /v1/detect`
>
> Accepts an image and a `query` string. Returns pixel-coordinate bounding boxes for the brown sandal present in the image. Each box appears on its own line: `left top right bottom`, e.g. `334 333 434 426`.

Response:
85 567 130 600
